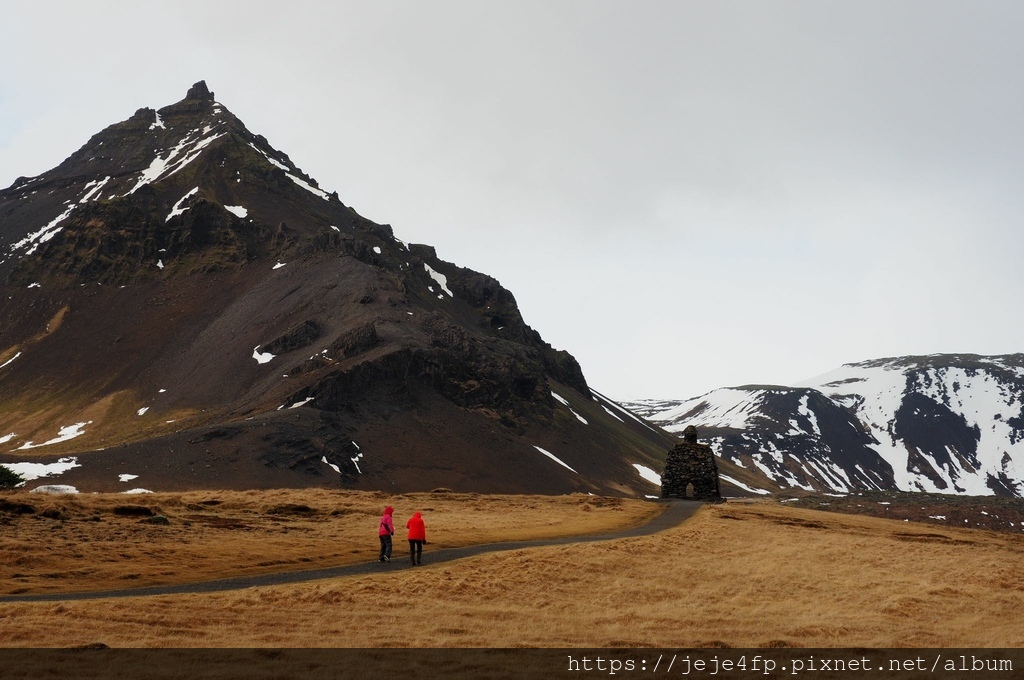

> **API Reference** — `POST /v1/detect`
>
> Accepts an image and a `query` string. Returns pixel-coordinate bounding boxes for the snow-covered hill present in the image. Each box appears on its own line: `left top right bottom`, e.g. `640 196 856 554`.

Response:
627 354 1024 497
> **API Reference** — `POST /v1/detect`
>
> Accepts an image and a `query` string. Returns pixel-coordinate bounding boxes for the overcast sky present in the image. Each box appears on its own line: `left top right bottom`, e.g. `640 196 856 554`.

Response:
2 2 1023 400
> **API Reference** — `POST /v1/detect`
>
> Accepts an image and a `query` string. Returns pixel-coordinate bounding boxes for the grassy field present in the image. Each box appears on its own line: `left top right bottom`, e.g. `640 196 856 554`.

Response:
0 489 655 596
2 492 1023 648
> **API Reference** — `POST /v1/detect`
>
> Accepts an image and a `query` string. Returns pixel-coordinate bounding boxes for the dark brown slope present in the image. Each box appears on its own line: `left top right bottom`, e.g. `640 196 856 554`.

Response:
0 82 685 496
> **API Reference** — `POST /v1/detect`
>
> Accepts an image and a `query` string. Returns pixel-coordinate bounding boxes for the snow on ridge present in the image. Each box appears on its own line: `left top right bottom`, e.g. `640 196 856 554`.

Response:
0 433 16 444
224 205 248 218
590 389 660 432
166 187 199 222
650 387 768 432
423 263 454 297
551 391 588 424
149 111 165 130
0 352 21 370
533 445 577 473
286 173 330 200
600 405 624 422
247 142 290 171
119 474 139 482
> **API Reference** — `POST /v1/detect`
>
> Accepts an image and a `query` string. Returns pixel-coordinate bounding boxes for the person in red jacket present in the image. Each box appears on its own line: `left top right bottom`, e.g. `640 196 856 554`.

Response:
406 511 426 565
378 505 395 562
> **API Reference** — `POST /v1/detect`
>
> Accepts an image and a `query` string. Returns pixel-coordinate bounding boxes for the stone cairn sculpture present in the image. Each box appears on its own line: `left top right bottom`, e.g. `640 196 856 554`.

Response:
661 425 722 501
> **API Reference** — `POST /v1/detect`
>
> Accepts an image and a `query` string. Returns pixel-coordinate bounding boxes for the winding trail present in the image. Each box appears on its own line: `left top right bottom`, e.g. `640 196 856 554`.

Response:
0 500 704 603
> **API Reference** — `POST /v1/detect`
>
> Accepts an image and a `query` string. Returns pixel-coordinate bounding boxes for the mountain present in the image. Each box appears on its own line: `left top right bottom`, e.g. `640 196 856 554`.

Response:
627 354 1024 497
0 81 726 497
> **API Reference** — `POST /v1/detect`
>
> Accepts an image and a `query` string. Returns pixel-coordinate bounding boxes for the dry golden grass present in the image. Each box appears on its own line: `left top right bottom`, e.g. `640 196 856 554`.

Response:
2 497 1024 648
0 489 655 596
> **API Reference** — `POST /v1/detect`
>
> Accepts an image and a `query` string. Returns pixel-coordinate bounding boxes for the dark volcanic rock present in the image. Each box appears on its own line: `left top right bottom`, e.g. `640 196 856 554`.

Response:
186 80 214 101
262 320 324 356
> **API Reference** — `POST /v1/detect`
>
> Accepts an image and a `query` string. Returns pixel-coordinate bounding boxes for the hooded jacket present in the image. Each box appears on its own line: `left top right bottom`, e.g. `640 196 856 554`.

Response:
406 512 426 541
379 506 395 537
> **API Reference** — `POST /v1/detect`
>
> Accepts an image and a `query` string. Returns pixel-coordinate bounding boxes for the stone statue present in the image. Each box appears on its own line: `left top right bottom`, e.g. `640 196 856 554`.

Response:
661 425 722 500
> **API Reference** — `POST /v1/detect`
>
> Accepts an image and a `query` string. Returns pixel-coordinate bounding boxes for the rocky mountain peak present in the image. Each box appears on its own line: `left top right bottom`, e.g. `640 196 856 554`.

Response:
0 82 687 497
185 80 215 101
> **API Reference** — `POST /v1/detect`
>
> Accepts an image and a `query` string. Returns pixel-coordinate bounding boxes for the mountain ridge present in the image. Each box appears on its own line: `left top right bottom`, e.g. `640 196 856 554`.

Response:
628 353 1024 497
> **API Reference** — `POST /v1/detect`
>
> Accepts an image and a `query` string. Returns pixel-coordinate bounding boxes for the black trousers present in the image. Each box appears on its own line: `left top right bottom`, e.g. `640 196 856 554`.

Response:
408 539 423 564
379 534 392 560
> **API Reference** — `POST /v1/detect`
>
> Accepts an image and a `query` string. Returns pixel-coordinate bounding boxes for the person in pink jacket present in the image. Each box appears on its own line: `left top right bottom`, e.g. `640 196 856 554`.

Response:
406 511 426 565
378 505 395 562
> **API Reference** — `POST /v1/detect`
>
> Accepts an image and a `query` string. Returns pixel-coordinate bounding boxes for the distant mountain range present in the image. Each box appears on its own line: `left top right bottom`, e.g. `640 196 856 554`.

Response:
1 81 764 497
626 354 1024 497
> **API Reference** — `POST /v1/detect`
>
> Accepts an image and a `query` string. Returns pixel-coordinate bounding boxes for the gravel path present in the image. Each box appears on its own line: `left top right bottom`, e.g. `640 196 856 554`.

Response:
0 500 704 603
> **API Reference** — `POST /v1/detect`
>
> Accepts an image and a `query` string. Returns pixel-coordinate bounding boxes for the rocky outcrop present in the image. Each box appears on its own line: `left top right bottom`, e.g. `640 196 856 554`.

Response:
262 320 324 356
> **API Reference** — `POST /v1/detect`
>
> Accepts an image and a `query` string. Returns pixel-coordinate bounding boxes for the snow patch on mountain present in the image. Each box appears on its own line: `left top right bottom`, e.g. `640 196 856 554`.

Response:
166 187 199 222
248 142 290 171
423 263 453 297
252 346 275 364
719 474 771 495
128 129 226 194
2 456 80 480
78 177 111 203
16 423 91 450
10 203 77 255
286 173 329 200
632 463 661 486
652 388 770 432
551 391 588 424
533 445 577 473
